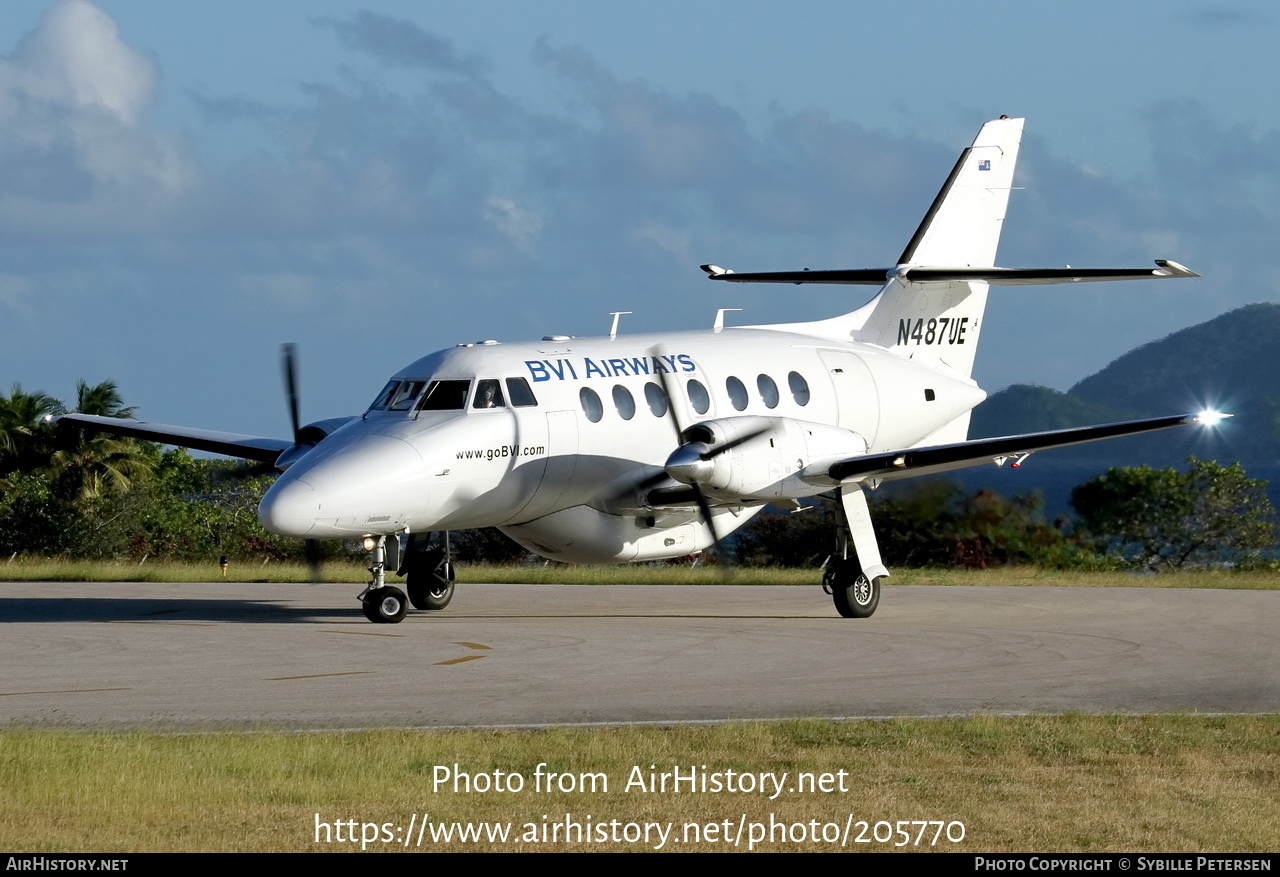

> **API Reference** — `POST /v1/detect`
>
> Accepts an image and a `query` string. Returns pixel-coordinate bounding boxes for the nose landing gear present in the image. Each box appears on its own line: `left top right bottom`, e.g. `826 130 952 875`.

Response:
358 534 409 623
357 531 456 623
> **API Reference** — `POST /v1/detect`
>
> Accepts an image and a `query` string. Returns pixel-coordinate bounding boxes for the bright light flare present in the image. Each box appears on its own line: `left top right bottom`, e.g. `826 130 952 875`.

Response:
1194 410 1231 426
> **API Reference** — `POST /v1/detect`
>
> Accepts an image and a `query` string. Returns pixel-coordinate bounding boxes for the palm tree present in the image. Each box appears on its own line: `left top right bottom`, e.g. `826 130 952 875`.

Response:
73 380 136 419
49 380 153 507
0 385 63 474
49 432 154 505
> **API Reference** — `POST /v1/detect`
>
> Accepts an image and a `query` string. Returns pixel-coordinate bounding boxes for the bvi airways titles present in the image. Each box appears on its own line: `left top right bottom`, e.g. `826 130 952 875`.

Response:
525 354 696 383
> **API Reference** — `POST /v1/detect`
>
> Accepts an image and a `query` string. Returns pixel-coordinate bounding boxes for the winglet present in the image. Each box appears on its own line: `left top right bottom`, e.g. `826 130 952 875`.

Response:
700 264 733 277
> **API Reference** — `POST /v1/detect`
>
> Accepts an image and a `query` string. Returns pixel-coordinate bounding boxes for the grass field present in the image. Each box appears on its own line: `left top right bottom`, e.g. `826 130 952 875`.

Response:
2 715 1277 853
4 563 1276 852
2 558 1278 589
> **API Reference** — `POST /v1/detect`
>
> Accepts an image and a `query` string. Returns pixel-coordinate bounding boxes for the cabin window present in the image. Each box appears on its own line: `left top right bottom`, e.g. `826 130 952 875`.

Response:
506 377 538 408
473 379 506 409
788 371 810 406
388 380 426 411
644 382 668 418
687 379 710 415
580 387 604 423
726 376 748 411
757 374 779 409
416 380 471 411
369 380 400 411
612 385 636 420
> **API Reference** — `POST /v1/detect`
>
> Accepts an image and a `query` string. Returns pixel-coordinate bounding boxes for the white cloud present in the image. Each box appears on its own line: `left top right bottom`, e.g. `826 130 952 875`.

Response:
10 0 154 123
0 0 192 228
485 197 543 254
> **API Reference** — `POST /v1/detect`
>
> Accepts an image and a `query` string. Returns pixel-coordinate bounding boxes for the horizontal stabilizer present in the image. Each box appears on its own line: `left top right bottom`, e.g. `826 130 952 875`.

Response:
700 260 1199 286
828 412 1221 482
55 414 291 464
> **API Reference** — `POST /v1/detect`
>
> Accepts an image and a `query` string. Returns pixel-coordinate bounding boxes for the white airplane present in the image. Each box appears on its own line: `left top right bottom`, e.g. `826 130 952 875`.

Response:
58 116 1218 624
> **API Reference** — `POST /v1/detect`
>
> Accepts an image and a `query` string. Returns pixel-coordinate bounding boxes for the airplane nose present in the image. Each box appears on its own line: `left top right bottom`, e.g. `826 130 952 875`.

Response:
258 478 320 537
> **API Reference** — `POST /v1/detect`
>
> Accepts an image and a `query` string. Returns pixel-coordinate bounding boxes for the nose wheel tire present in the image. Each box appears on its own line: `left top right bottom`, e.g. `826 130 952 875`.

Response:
824 558 881 619
363 586 409 624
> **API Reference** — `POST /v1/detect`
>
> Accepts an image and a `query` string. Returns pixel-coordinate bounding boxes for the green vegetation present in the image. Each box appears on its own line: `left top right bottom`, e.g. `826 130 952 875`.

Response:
1073 458 1276 570
3 561 1277 589
4 384 1277 574
2 716 1276 852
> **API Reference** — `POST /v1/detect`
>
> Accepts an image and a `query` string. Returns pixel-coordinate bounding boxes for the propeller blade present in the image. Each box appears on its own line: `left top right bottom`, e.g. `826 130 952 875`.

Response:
304 538 323 583
281 343 302 444
653 351 685 443
692 485 738 572
695 424 770 461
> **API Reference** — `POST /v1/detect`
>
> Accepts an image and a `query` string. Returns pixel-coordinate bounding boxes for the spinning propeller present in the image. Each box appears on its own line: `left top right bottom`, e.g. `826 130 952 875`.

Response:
636 355 769 565
279 343 324 583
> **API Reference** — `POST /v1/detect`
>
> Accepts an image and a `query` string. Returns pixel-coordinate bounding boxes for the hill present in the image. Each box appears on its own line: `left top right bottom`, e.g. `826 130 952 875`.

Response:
972 303 1280 463
964 303 1280 511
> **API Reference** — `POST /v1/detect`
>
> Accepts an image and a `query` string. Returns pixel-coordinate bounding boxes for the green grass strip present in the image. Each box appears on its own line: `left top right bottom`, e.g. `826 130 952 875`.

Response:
3 715 1277 852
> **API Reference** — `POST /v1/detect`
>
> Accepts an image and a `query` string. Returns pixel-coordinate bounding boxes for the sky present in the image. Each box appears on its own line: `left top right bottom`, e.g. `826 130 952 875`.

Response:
1 0 1277 437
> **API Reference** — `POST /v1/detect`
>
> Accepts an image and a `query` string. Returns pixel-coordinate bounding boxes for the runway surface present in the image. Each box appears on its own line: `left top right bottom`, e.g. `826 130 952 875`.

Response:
1 580 1276 729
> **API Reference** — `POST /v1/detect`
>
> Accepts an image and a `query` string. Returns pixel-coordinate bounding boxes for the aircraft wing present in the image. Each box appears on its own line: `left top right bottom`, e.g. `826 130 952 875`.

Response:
827 413 1214 482
55 413 292 464
700 260 1199 286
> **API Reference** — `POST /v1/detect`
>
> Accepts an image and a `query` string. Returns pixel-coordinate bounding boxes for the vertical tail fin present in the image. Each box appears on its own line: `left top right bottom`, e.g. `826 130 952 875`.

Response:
852 117 1023 380
720 116 1023 384
896 116 1023 268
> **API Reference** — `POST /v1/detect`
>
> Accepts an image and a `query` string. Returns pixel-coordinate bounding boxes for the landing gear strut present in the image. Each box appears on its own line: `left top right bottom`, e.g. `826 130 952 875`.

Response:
823 485 889 619
359 535 409 624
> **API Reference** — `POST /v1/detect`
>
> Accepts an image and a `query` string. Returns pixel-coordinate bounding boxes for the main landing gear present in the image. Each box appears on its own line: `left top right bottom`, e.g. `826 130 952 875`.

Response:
823 557 881 618
822 485 889 619
401 531 455 611
358 531 455 624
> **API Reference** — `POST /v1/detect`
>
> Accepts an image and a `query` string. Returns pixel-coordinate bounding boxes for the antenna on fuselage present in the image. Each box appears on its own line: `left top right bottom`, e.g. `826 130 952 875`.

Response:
608 311 632 339
713 308 742 333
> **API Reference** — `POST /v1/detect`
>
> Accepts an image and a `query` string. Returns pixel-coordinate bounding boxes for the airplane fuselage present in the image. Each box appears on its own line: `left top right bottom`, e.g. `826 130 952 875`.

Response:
258 325 984 562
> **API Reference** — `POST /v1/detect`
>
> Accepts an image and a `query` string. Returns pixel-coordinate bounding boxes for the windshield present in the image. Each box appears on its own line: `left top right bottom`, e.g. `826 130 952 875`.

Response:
416 380 472 411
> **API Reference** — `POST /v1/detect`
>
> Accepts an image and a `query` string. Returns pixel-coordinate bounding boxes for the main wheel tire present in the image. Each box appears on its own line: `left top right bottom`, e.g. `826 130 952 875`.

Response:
363 586 408 624
407 567 455 611
406 549 456 611
826 559 881 619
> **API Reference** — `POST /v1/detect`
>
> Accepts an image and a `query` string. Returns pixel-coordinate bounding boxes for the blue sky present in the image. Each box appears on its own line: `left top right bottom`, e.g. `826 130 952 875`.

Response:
1 0 1277 436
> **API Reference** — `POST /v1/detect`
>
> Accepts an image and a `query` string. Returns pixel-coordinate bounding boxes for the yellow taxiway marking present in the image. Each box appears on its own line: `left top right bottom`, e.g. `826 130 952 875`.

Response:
435 655 486 666
267 671 375 681
453 641 491 650
321 630 405 638
0 688 130 697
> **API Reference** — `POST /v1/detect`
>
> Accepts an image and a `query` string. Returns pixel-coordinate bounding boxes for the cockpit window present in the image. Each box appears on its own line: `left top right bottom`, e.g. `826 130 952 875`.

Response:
505 377 538 408
473 379 506 409
416 380 471 411
369 380 400 411
387 380 426 411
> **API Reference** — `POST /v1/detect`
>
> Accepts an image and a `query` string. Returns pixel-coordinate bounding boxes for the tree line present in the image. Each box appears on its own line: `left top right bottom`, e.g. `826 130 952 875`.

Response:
2 383 1275 570
0 381 308 563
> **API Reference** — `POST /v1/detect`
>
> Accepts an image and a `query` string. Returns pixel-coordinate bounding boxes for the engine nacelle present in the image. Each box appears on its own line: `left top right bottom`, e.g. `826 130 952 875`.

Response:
669 416 866 501
274 416 358 471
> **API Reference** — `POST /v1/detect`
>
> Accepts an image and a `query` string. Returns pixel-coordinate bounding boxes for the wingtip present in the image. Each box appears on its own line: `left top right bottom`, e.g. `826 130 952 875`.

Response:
1153 259 1201 278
